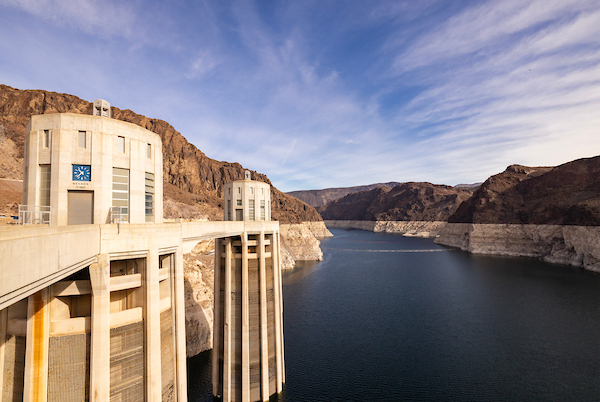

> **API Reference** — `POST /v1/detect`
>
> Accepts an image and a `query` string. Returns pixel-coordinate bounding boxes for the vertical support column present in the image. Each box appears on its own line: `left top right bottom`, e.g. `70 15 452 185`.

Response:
212 239 222 397
173 243 188 402
89 254 110 402
277 231 286 384
145 243 162 401
23 288 50 402
222 238 232 402
259 231 270 401
241 232 250 402
0 307 8 401
272 231 284 391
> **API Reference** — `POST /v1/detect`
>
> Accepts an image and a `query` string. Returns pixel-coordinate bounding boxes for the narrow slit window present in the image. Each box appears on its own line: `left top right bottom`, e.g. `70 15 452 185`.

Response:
78 131 86 148
112 167 129 222
249 199 255 221
44 130 50 148
145 172 154 222
147 143 151 159
39 165 51 207
117 136 125 153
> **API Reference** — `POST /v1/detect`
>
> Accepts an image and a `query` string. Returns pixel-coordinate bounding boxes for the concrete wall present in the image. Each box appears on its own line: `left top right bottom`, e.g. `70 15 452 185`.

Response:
0 219 283 402
224 179 271 222
23 113 163 226
213 230 284 402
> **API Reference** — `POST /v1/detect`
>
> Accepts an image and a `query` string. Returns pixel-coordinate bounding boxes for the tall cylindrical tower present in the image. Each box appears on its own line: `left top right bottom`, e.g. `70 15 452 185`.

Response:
213 172 285 402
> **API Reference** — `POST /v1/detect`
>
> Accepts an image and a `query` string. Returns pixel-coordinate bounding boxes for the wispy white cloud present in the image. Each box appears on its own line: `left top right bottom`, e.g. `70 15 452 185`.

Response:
0 0 137 38
187 49 221 79
1 0 598 191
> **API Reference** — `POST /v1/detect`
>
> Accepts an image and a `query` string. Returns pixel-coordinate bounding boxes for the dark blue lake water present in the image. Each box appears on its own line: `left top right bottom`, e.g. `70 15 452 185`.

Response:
188 228 600 401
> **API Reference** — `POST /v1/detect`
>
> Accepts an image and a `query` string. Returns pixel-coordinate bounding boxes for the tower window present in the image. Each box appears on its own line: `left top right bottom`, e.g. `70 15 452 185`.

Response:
117 136 125 153
147 143 151 159
39 165 51 207
145 172 154 222
78 131 86 148
249 199 255 221
112 167 129 222
43 130 50 148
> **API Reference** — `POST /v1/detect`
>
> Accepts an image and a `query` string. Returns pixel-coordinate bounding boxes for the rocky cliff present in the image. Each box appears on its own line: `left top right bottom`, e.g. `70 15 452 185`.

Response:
279 223 331 267
288 182 401 208
325 220 447 238
318 182 474 221
448 157 600 225
437 157 600 272
435 223 600 273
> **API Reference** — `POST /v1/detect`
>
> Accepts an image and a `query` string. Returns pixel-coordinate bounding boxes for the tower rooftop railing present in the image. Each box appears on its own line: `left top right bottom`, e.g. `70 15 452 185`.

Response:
19 204 51 225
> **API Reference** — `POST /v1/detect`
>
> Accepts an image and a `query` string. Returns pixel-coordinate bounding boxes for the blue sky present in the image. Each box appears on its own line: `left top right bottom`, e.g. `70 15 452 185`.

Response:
1 0 599 192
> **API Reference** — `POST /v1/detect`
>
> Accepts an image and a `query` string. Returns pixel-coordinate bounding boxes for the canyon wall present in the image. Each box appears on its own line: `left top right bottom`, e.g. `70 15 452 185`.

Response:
279 222 330 268
288 182 401 207
435 223 600 273
325 220 447 238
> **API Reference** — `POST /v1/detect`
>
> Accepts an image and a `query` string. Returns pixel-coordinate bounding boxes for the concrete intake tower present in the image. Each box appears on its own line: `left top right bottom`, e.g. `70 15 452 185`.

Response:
213 171 285 401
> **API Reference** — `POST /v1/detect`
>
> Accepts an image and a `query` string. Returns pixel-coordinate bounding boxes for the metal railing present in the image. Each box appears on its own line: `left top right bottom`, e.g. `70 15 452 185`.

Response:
110 207 128 223
19 205 51 225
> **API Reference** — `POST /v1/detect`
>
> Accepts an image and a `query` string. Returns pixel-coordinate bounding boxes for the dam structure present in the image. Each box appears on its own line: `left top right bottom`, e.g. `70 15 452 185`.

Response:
213 172 285 401
0 101 284 402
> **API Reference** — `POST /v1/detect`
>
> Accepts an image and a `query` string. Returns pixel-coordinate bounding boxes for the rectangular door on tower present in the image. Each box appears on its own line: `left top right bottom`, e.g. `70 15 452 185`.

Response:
67 190 94 225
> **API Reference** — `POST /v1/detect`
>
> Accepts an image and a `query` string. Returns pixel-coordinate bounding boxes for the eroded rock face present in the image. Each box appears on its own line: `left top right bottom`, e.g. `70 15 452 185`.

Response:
448 158 600 225
324 220 447 238
279 224 325 267
301 221 333 239
435 223 600 273
183 240 215 357
318 182 474 222
288 182 401 208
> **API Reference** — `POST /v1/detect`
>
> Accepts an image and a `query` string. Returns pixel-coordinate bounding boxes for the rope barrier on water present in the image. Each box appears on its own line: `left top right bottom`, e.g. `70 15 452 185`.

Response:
321 248 448 253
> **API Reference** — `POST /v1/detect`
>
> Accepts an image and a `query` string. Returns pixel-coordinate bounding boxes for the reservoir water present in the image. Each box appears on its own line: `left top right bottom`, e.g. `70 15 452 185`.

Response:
188 228 600 401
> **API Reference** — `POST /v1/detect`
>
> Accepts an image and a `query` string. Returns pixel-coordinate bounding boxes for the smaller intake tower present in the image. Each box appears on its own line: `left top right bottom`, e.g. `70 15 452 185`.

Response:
213 171 285 401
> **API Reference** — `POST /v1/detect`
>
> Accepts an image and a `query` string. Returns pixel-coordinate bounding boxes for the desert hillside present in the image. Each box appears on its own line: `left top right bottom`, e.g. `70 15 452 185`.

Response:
0 85 321 223
448 157 600 225
288 182 401 207
318 182 474 221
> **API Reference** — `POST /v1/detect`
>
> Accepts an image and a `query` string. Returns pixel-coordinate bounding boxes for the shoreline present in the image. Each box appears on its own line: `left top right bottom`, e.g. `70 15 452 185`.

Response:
324 220 600 273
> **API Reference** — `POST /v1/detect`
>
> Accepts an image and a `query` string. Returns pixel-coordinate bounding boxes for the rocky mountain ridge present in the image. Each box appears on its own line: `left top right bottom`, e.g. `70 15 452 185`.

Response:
318 182 475 221
287 182 401 207
448 157 600 225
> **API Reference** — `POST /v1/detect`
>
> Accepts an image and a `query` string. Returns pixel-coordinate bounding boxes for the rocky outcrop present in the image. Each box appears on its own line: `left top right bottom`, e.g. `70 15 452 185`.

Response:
325 220 447 238
435 223 600 273
279 224 325 268
0 178 22 216
288 182 401 207
448 158 600 225
183 240 215 357
318 182 474 221
301 221 333 239
437 157 600 273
